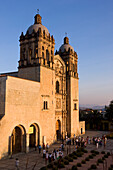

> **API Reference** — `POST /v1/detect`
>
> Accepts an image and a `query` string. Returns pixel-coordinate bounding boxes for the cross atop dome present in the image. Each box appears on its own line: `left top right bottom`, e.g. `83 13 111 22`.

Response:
65 32 67 37
37 9 39 14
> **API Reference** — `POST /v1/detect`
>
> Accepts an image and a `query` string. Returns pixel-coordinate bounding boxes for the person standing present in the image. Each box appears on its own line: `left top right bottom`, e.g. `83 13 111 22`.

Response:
56 150 59 160
104 136 107 148
48 153 52 163
88 137 91 144
35 143 37 151
46 143 49 151
43 149 46 158
15 158 19 170
96 138 99 149
53 151 56 160
45 151 48 164
39 145 42 154
43 143 45 149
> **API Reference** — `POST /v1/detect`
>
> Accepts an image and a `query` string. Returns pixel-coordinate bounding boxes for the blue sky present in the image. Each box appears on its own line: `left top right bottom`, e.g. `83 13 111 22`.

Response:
0 0 113 106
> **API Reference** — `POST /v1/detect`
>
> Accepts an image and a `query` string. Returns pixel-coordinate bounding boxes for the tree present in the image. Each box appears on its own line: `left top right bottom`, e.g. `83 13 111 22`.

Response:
105 100 113 120
79 109 102 130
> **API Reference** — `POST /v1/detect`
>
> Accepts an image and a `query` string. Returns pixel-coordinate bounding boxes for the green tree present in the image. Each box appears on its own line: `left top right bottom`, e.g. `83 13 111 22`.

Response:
93 110 102 129
79 109 102 130
105 100 113 120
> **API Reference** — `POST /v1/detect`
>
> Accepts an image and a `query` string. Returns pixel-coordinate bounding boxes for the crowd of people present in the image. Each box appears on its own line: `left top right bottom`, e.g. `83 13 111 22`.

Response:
15 135 108 169
92 135 107 149
42 143 64 164
37 135 107 164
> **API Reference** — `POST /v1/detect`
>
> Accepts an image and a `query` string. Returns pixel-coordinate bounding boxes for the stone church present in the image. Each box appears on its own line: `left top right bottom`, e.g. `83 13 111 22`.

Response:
0 13 85 158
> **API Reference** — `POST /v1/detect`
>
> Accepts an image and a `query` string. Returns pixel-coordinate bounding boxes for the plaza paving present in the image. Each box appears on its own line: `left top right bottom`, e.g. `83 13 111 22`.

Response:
0 131 113 170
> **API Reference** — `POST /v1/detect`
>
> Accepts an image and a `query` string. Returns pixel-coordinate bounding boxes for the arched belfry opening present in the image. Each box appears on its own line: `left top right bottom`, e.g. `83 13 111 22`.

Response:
56 120 61 140
56 81 60 93
46 50 50 65
29 123 40 148
28 48 32 63
11 125 26 154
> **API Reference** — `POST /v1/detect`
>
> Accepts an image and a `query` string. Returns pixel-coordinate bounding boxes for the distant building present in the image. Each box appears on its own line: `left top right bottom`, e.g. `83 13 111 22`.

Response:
0 13 85 158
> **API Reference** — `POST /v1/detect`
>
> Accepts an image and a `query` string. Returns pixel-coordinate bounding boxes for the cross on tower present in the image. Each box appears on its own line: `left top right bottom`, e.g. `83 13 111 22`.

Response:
65 32 67 37
37 9 39 14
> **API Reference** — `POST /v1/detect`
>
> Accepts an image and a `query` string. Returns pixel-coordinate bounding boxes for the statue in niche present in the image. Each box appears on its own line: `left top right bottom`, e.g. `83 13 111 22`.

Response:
56 98 61 109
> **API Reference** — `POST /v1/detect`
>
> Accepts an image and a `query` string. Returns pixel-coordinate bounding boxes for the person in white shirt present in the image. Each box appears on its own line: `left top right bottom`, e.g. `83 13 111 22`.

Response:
56 150 59 160
43 149 46 158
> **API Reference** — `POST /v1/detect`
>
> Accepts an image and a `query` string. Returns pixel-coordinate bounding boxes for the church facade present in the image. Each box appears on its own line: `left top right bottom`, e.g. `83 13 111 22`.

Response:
0 13 85 158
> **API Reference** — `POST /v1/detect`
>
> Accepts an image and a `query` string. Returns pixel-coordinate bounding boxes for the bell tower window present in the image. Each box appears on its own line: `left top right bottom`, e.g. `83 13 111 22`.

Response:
51 56 53 62
35 47 38 58
56 81 59 93
66 61 68 72
22 48 25 60
29 48 32 63
46 50 50 64
42 52 44 58
42 52 45 65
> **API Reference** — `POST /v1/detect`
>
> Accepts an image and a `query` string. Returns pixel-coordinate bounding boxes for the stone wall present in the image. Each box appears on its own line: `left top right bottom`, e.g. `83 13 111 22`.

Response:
39 66 56 144
79 121 85 134
70 77 80 136
18 66 40 82
0 75 56 158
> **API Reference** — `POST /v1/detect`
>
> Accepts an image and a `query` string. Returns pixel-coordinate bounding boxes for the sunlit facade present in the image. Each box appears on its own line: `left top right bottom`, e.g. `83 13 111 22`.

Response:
0 13 85 159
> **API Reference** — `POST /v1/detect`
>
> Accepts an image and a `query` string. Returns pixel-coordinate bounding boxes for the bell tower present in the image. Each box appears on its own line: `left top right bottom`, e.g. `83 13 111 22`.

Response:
57 37 80 137
18 13 56 143
18 13 55 82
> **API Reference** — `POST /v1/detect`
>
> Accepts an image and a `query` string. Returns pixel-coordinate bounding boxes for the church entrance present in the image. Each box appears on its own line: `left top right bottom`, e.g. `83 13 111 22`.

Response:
56 120 61 140
29 123 40 148
11 125 26 154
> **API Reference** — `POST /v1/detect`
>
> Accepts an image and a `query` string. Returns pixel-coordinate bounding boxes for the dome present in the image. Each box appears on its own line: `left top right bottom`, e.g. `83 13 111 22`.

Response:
59 37 74 53
27 24 49 35
27 14 49 36
59 44 74 53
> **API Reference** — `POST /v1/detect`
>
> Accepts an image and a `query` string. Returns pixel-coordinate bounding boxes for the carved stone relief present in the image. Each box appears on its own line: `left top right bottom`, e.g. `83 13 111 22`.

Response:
55 60 64 74
56 98 61 109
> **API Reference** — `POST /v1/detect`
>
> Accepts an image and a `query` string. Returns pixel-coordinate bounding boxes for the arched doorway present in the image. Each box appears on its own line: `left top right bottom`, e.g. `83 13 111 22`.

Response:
56 120 61 140
11 125 26 154
29 123 40 148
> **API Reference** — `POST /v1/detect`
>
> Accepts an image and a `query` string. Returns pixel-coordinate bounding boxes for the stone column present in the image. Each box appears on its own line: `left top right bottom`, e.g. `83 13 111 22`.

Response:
35 131 38 146
9 136 13 156
21 134 23 152
26 133 29 153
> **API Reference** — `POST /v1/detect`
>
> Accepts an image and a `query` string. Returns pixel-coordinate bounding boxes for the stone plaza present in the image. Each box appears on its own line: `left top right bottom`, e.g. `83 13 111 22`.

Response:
0 131 113 170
